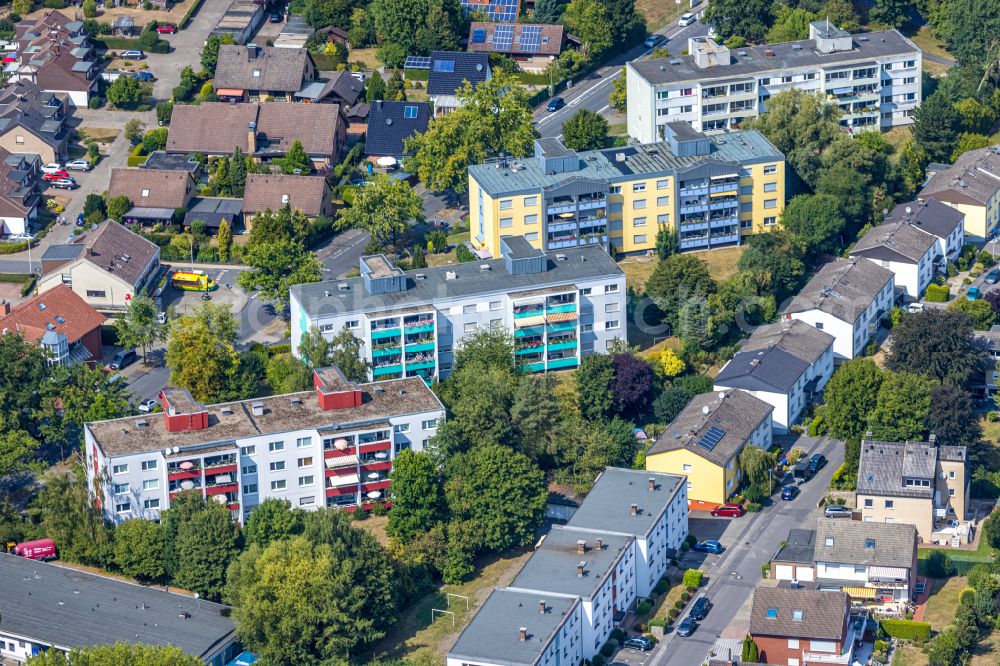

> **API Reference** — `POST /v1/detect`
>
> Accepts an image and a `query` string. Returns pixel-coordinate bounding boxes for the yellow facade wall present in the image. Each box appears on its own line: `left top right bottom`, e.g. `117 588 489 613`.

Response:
646 448 731 505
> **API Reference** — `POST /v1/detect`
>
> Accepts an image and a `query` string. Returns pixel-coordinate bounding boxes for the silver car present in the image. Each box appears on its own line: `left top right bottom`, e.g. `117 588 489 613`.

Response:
824 505 852 518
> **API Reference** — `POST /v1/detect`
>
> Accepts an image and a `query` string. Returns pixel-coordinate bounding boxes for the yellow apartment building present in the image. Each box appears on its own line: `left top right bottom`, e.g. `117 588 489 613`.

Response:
467 122 786 258
918 146 1000 244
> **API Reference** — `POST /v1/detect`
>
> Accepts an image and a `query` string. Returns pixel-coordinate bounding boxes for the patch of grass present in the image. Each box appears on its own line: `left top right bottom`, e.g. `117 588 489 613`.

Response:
352 514 389 546
619 256 658 292
608 122 627 136
426 249 458 267
919 536 995 565
636 0 688 32
891 645 929 666
689 245 746 283
882 126 913 151
922 576 966 630
970 629 1000 665
923 59 950 77
980 417 1000 442
350 48 381 71
909 26 953 62
79 127 120 144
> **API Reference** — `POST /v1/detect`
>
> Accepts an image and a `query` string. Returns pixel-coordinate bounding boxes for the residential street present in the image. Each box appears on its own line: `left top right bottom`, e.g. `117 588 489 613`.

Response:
146 0 232 102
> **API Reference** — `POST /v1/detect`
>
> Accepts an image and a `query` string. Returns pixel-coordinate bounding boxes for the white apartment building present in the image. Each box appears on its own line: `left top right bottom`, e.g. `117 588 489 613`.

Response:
626 21 922 142
84 368 446 523
885 199 965 264
849 220 937 301
784 258 896 361
289 237 627 381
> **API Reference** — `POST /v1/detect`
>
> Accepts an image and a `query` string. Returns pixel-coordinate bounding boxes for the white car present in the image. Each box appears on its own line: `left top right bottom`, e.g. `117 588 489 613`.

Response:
40 163 63 174
9 232 33 241
138 399 158 413
65 159 91 171
679 12 697 27
905 303 925 314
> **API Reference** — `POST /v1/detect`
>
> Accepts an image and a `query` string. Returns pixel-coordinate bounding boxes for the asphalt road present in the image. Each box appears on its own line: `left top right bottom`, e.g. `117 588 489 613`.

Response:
641 435 845 666
533 11 710 139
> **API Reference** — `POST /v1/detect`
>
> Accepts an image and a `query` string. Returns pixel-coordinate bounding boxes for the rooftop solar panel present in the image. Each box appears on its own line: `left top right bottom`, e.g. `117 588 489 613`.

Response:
472 28 487 44
697 427 726 451
519 25 541 53
493 24 514 51
404 56 432 69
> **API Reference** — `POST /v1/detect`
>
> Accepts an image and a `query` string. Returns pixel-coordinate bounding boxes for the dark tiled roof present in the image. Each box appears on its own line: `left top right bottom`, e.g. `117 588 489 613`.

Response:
739 320 834 365
648 389 774 466
715 346 810 393
0 79 68 152
920 146 1000 207
785 258 893 323
856 440 963 499
814 520 915 568
565 468 683 538
76 220 159 287
749 587 848 641
213 44 315 93
364 100 430 157
0 147 37 218
108 167 194 210
184 197 242 229
0 283 105 345
884 199 964 240
242 173 328 216
141 151 201 173
427 51 490 96
467 22 564 56
510 526 632 598
773 528 816 564
850 220 937 264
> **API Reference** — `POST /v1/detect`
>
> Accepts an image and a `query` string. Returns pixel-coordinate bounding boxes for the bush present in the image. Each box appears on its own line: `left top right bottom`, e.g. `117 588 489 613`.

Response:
591 655 605 666
684 534 697 547
648 617 666 628
674 599 684 610
682 569 703 588
923 550 956 578
978 251 995 266
88 96 104 109
971 262 985 278
925 283 950 302
653 577 669 595
667 607 678 622
761 562 770 578
636 600 652 616
0 240 30 255
879 619 931 641
43 0 68 8
746 502 762 512
600 643 615 657
610 628 625 641
680 590 690 603
680 541 690 551
455 243 476 263
947 263 958 277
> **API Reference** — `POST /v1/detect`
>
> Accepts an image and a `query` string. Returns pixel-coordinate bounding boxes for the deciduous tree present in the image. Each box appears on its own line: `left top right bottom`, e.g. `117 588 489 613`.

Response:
106 195 131 222
609 68 627 112
562 0 614 57
173 500 239 601
387 450 446 542
611 352 654 417
239 238 322 307
114 294 166 366
887 309 986 387
562 109 609 151
27 643 202 666
243 499 303 549
575 353 615 421
200 34 234 76
278 139 312 175
645 254 717 333
113 519 166 582
37 471 112 568
106 76 145 109
824 359 883 443
927 384 982 448
328 326 370 383
703 0 774 42
338 174 423 241
867 371 932 442
166 307 240 403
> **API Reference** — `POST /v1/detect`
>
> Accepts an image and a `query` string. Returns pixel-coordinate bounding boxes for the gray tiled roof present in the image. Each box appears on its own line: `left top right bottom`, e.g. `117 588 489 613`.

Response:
630 29 918 86
565 468 683 538
740 320 834 365
510 526 632 599
428 51 489 96
773 528 816 564
648 389 774 466
856 440 961 499
714 346 810 393
920 146 1000 207
213 44 313 92
850 220 937 264
785 258 893 323
939 446 965 462
883 199 965 241
0 553 234 659
814 520 915 569
749 587 848 641
364 100 430 157
448 589 579 666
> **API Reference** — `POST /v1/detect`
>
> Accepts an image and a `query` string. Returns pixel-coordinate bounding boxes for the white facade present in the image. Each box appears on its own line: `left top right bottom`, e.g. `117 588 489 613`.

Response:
0 205 35 235
854 252 932 301
787 278 895 361
773 563 816 581
627 26 922 142
38 256 159 311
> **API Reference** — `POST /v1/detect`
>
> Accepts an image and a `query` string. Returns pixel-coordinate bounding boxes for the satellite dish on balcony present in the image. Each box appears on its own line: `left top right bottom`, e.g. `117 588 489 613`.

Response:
366 491 381 499
213 494 227 504
334 438 349 450
180 480 195 490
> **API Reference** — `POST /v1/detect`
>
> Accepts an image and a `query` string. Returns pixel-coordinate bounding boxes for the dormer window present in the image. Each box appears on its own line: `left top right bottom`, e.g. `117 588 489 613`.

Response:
281 194 289 204
141 188 149 198
865 539 876 549
766 608 778 619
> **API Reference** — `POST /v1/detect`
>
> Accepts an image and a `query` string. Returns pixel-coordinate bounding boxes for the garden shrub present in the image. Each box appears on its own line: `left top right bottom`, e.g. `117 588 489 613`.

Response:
636 601 652 616
879 619 930 641
680 590 690 603
925 283 950 302
682 569 703 588
653 577 669 595
667 608 678 622
684 534 697 547
600 643 614 657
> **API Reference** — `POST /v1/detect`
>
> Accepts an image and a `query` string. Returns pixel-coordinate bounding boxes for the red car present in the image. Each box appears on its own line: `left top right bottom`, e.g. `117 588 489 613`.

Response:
710 503 746 517
2 54 17 63
155 24 177 34
42 170 69 181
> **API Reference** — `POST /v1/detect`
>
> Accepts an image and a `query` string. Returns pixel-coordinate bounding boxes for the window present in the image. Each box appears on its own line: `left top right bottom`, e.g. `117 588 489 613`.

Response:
905 60 915 68
268 441 284 453
142 479 159 491
242 464 256 475
791 610 804 620
269 461 285 472
804 72 816 80
499 199 513 210
422 418 439 430
864 498 873 508
763 198 777 209
112 463 128 475
112 482 129 495
140 189 150 199
241 445 256 456
299 496 315 507
633 199 647 210
319 323 334 332
403 105 419 119
949 470 955 479
346 320 359 329
763 164 777 175
824 537 834 546
86 290 107 298
763 182 777 192
394 423 410 434
15 135 23 144
656 196 670 207
885 500 894 509
243 483 258 494
606 320 620 330
524 196 538 206
270 480 286 491
298 475 315 487
815 322 824 330
763 216 777 227
633 217 647 227
657 213 670 224
525 232 539 241
524 213 538 225
141 459 158 471
606 284 619 293
115 500 131 514
781 75 794 83
682 464 692 472
766 608 778 619
581 323 593 332
788 639 800 649
605 302 620 313
632 183 646 193
949 488 955 497
865 539 876 549
500 217 513 228
297 456 313 468
656 179 670 190
610 185 621 194
144 498 160 510
464 322 477 333
296 436 312 448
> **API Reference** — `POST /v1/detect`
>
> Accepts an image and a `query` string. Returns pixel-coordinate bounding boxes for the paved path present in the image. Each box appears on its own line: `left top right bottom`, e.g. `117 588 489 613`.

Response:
924 52 955 67
146 0 231 101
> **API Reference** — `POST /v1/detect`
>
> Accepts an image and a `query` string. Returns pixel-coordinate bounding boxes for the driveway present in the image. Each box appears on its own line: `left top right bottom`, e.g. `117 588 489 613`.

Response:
145 0 232 101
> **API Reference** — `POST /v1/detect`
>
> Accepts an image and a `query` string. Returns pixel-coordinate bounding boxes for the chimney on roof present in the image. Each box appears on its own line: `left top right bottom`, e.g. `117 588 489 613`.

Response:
518 627 527 641
0 300 9 316
928 433 937 447
630 502 638 516
576 561 586 577
247 43 259 59
538 600 546 614
247 122 257 154
865 431 874 444
595 537 603 550
648 477 656 491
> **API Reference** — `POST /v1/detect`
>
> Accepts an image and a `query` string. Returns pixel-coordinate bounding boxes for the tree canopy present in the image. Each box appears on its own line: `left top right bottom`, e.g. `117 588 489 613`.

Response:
562 109 609 151
886 309 986 388
338 174 423 241
27 643 202 666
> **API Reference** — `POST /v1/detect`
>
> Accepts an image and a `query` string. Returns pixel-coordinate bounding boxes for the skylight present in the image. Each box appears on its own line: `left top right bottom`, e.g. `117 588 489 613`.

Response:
403 105 419 119
766 608 778 619
433 59 455 73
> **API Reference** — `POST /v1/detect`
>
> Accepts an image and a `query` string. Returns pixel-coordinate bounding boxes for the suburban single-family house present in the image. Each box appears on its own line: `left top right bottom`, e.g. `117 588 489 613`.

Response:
848 218 937 300
241 173 332 228
646 389 773 505
294 70 364 107
748 586 855 666
12 11 98 107
364 101 431 160
856 434 968 542
107 167 197 225
466 22 565 73
0 284 105 366
213 44 318 101
427 51 491 115
769 528 818 583
883 199 965 265
0 80 71 163
784 258 895 361
183 198 243 232
714 320 834 433
166 102 346 169
813 520 918 603
0 148 41 236
919 145 1000 243
38 220 161 311
140 151 202 178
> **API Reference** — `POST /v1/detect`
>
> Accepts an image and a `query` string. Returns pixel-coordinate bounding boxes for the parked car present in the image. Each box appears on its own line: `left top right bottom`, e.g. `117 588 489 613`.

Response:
132 71 155 81
138 398 158 413
824 504 852 518
986 269 1000 285
546 96 565 112
51 178 77 189
76 213 85 226
808 453 827 473
155 24 177 34
42 170 69 181
677 616 697 637
14 538 57 560
110 348 138 371
121 50 146 60
644 34 666 48
693 540 723 554
2 53 17 63
710 503 745 517
678 12 697 27
65 159 91 171
40 163 64 174
905 302 924 313
9 232 33 242
622 636 654 651
781 485 800 501
269 11 283 22
690 596 710 620
967 286 981 301
793 461 812 484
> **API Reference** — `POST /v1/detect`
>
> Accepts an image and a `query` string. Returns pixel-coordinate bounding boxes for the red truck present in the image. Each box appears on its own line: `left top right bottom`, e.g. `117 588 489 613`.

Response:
13 538 57 561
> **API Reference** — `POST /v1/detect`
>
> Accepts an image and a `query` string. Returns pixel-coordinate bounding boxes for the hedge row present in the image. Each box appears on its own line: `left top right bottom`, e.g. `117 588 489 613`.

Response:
179 0 207 29
0 273 29 283
879 619 930 641
925 283 950 302
0 240 30 255
21 275 37 297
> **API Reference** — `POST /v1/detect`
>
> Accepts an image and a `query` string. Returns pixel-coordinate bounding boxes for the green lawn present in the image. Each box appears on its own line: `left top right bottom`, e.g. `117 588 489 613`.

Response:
922 576 967 630
919 537 995 567
636 0 689 32
908 26 953 62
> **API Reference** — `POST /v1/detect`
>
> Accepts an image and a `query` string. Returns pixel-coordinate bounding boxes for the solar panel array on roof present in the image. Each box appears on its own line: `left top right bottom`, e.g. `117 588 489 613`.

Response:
519 25 542 52
461 0 520 22
404 56 432 69
698 427 726 451
492 24 514 51
472 28 487 43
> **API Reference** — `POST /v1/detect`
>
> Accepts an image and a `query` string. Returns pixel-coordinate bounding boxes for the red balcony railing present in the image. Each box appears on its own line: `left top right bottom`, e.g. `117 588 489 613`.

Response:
359 440 392 455
167 468 201 481
204 463 237 476
205 483 239 497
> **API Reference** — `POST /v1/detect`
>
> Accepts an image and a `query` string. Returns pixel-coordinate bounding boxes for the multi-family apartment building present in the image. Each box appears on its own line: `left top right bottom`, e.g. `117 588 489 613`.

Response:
856 434 968 542
84 368 445 524
627 21 922 142
289 238 626 381
919 145 1000 243
467 127 785 258
748 586 856 666
449 468 688 666
784 258 896 361
848 218 938 301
